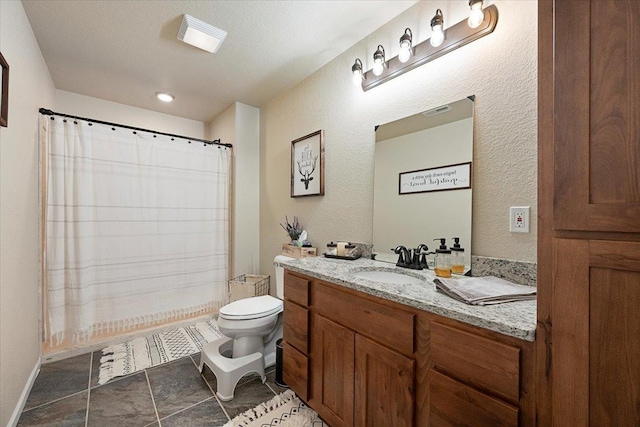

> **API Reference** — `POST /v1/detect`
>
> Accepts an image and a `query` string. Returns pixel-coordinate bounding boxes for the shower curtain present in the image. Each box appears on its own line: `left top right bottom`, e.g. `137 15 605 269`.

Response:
41 116 230 346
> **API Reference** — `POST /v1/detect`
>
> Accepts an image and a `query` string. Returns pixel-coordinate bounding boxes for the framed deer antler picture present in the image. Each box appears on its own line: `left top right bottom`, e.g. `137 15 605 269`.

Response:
291 130 324 197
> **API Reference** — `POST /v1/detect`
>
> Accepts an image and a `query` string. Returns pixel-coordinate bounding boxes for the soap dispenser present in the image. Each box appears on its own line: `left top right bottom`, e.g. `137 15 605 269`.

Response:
450 237 465 275
433 238 452 278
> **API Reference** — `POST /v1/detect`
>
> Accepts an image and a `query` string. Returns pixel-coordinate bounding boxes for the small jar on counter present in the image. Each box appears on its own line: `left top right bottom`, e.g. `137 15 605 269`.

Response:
344 243 360 258
326 242 338 256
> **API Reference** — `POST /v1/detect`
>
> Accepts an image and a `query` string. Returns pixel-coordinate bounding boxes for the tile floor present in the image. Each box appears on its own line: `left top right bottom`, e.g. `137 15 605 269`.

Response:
18 351 289 426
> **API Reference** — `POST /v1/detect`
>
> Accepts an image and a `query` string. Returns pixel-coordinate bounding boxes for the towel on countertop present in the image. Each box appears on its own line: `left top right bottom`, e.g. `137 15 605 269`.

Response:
433 276 536 305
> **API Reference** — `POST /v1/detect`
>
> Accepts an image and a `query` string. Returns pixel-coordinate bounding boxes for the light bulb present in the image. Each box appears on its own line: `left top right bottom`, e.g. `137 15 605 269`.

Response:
373 61 384 76
399 48 411 63
468 1 485 28
352 70 363 86
430 9 445 48
430 24 444 47
372 45 386 76
398 28 413 64
351 58 364 86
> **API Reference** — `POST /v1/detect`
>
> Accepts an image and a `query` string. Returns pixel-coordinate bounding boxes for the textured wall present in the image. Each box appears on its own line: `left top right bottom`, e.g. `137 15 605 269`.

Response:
260 0 537 279
0 1 56 424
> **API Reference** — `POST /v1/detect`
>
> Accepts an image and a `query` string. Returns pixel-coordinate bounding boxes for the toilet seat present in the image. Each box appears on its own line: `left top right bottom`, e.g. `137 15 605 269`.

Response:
219 295 283 320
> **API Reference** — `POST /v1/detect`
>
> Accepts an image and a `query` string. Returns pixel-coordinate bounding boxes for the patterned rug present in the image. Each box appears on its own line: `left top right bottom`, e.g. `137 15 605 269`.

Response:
98 319 223 385
224 390 325 427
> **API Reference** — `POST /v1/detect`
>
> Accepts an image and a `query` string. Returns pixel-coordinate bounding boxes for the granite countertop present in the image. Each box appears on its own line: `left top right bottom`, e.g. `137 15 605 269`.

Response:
276 257 536 342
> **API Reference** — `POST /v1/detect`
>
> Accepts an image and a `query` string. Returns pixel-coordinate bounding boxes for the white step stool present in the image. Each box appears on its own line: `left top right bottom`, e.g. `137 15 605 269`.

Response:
199 336 266 401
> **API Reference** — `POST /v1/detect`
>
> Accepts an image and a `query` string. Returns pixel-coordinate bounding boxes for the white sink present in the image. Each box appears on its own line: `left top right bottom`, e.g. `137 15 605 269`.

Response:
352 270 423 285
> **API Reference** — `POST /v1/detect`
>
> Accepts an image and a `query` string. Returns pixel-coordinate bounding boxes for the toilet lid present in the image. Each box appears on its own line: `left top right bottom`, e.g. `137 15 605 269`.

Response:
219 295 283 320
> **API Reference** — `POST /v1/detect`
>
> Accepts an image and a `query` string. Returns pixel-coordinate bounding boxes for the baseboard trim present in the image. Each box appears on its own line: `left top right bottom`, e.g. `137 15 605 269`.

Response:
7 359 41 427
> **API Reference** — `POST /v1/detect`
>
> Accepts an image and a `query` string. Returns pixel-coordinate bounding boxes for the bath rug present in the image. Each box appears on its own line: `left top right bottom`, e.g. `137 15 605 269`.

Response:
98 319 223 385
224 389 325 427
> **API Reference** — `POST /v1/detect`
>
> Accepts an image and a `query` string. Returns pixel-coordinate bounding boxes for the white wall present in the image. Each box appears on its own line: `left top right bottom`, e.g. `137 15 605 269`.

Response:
209 102 261 279
56 90 206 138
0 1 56 425
233 103 260 278
260 0 537 278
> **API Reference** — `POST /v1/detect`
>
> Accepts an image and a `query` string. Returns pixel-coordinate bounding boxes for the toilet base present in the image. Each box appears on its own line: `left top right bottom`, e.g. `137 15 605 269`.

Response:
199 336 265 401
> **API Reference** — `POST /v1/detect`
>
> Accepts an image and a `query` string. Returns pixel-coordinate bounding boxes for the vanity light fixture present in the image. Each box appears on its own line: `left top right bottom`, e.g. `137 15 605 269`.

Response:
372 45 387 76
352 4 498 91
351 58 365 86
398 28 413 63
155 92 175 102
468 0 485 29
430 9 445 47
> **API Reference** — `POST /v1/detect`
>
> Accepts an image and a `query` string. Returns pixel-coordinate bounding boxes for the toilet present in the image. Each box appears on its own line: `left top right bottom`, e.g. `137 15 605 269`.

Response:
199 255 292 401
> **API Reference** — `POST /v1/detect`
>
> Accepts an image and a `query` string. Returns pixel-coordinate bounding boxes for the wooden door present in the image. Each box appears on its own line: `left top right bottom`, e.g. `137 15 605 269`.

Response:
553 0 640 232
354 334 414 427
311 315 355 427
552 240 640 425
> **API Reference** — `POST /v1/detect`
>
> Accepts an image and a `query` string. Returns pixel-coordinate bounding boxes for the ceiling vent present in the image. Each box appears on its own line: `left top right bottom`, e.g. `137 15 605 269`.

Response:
422 104 452 118
177 14 227 53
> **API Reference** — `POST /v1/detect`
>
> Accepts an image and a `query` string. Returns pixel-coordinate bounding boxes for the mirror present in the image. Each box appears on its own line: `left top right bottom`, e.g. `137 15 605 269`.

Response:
372 97 474 269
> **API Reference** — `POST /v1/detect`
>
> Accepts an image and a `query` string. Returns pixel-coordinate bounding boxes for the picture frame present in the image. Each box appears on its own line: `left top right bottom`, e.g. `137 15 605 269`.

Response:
291 130 325 197
399 162 472 195
0 52 8 127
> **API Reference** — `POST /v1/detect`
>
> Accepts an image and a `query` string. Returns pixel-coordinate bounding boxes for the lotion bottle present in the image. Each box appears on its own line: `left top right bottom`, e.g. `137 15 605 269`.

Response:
433 238 452 278
450 237 465 274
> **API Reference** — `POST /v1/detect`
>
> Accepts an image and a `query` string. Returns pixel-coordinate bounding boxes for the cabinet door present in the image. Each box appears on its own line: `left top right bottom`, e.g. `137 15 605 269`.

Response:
553 240 640 426
354 335 414 427
553 0 640 232
311 315 355 427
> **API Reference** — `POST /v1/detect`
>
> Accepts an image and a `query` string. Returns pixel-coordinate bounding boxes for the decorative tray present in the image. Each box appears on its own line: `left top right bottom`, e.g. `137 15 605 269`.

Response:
323 253 362 261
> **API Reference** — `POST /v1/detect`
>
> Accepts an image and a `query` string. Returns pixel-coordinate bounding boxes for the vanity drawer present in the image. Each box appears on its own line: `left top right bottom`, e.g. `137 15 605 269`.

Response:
431 321 520 404
283 342 309 401
283 301 309 354
284 272 310 307
313 282 415 356
429 369 518 427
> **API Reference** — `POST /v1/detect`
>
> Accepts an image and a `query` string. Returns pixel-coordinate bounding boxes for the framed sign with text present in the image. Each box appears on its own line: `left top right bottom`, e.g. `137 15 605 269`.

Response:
399 162 472 195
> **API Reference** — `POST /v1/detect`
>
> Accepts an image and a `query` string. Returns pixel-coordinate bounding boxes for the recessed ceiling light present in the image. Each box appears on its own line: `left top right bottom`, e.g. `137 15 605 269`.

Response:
177 14 227 53
156 92 175 102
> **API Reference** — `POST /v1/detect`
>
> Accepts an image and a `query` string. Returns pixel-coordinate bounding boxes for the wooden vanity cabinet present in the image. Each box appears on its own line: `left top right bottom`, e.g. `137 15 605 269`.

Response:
282 273 311 400
313 282 416 427
282 270 535 426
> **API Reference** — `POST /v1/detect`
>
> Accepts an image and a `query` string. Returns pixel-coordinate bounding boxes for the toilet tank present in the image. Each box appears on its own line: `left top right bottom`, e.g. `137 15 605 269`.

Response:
273 255 294 299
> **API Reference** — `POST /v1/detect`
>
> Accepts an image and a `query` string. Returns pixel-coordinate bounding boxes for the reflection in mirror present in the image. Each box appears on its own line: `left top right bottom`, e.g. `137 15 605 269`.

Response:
373 97 474 270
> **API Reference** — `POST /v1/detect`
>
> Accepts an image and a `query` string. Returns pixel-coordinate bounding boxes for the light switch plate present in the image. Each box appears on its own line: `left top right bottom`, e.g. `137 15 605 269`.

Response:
510 206 530 233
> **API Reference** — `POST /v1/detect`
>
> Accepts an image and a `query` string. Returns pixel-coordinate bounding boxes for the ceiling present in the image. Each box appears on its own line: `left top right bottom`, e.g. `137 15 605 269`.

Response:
22 0 417 123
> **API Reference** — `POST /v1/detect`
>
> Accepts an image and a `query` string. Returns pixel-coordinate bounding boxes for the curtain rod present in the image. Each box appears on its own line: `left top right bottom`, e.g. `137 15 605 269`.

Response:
39 108 233 148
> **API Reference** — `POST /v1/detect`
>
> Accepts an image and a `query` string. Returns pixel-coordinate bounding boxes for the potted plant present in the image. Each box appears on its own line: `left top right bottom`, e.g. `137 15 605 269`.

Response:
280 216 316 258
280 216 304 245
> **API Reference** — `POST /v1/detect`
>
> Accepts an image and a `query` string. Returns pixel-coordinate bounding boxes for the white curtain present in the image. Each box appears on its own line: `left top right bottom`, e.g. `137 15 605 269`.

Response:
42 116 230 346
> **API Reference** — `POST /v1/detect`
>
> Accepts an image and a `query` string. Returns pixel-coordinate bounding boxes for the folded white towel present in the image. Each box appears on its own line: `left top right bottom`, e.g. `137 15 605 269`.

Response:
433 276 536 305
